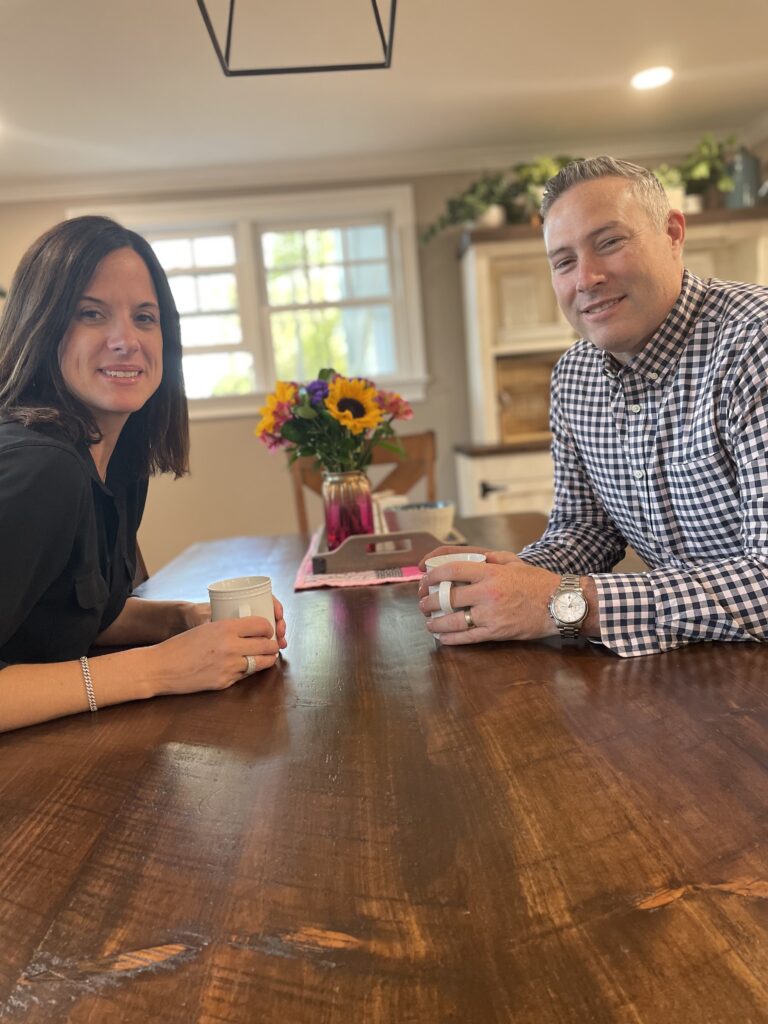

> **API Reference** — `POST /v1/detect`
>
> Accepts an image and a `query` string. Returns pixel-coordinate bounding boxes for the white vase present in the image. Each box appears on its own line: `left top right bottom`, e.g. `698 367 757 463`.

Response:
664 186 686 210
474 204 506 230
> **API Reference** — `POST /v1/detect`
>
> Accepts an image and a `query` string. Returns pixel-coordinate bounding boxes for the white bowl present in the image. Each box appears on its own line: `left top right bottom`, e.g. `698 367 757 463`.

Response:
384 501 455 539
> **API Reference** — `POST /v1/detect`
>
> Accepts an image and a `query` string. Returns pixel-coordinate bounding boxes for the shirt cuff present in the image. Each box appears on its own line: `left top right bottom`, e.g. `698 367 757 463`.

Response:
591 572 663 657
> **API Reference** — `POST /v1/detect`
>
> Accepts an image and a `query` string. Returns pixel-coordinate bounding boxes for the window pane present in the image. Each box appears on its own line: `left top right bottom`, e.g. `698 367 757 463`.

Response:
340 304 395 375
305 228 342 265
197 272 238 312
152 238 192 270
270 309 347 380
180 313 242 347
192 235 235 267
347 262 390 299
344 225 387 261
266 269 309 306
262 231 305 270
182 351 255 399
168 275 198 314
308 265 343 303
270 303 394 379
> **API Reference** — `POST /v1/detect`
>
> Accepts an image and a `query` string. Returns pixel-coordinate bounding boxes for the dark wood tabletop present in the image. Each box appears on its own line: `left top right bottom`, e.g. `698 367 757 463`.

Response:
2 513 768 1023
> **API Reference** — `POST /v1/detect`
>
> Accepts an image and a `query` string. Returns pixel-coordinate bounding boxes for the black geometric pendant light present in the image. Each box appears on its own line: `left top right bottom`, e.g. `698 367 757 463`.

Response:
195 0 397 77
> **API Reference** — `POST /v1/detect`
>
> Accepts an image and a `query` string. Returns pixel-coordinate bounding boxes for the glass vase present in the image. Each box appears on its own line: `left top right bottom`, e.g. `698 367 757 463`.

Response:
322 470 374 551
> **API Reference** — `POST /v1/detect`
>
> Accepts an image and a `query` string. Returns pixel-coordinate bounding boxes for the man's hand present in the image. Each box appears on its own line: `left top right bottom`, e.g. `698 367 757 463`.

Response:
418 553 561 644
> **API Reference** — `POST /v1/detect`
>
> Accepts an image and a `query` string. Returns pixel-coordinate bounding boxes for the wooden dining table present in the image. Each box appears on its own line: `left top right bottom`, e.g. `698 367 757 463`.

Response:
2 513 768 1023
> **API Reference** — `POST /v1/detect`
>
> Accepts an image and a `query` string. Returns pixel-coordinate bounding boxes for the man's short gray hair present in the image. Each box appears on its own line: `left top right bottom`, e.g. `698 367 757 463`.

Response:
540 156 670 230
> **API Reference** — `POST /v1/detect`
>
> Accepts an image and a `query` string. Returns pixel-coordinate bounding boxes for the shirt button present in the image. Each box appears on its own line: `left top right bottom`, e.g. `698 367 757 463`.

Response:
633 469 645 480
647 371 659 381
629 404 642 413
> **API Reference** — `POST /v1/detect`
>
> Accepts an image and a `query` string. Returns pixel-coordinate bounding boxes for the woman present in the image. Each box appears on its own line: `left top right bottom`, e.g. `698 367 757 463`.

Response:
0 215 286 732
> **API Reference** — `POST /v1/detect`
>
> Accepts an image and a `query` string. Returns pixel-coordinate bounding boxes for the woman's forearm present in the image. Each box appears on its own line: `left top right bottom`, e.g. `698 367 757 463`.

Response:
94 597 206 646
0 648 154 733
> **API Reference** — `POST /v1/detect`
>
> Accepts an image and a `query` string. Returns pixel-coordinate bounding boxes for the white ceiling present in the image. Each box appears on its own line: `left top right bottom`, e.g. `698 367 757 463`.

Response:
2 0 767 201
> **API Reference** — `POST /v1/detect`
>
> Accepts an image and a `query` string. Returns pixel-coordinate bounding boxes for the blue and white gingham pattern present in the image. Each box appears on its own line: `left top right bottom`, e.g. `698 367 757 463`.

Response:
519 270 768 657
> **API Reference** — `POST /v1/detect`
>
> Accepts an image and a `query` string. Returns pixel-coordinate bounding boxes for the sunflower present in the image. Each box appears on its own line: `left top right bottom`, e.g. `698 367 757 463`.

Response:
255 380 297 437
325 376 382 435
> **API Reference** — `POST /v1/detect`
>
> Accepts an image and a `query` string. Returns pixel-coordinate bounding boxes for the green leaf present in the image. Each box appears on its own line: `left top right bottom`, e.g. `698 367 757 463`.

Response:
280 421 304 442
295 405 318 419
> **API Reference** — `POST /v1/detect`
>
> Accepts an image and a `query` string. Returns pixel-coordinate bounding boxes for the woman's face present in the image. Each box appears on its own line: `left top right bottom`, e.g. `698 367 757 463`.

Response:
58 247 163 435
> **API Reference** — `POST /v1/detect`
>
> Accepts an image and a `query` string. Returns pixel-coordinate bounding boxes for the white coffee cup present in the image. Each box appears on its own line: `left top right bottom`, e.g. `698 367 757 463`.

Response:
424 552 486 618
208 575 276 635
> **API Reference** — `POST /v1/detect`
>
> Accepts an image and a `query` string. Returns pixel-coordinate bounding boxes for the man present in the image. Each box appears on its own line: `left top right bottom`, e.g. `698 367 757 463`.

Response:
420 156 768 657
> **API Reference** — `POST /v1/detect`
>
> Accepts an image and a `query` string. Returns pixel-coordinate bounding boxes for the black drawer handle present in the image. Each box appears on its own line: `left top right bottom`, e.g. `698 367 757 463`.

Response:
480 481 508 498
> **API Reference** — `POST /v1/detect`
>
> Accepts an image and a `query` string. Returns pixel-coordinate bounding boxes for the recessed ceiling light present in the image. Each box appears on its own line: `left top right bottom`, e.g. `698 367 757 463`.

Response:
631 66 674 91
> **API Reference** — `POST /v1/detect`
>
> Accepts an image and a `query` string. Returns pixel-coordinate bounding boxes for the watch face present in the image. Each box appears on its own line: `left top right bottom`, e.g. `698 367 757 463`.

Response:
552 591 587 623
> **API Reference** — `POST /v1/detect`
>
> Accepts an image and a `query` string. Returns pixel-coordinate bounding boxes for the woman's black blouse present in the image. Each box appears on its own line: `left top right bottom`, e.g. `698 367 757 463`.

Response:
0 422 148 666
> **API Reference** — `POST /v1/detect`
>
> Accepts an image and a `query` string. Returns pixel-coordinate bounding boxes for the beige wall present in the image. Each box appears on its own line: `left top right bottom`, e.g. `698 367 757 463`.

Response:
0 171 480 570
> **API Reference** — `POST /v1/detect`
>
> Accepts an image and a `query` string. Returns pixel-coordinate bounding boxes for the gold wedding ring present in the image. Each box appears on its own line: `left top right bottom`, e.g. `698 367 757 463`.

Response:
464 608 476 629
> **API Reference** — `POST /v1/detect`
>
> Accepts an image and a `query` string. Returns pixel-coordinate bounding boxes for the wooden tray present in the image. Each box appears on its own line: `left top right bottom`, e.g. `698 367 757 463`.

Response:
311 528 467 575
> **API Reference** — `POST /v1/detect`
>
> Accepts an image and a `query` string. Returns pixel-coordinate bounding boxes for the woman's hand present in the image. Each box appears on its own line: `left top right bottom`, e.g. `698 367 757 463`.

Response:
172 595 286 649
143 615 281 696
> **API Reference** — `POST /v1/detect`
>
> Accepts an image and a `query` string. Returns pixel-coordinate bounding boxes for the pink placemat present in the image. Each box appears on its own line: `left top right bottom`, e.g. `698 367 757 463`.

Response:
294 529 424 590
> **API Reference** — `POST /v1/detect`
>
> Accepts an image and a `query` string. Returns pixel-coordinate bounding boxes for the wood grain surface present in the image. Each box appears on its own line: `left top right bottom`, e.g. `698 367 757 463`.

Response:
2 514 768 1023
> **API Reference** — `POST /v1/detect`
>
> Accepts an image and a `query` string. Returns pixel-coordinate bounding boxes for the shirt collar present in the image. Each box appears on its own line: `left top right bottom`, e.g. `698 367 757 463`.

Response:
599 269 709 385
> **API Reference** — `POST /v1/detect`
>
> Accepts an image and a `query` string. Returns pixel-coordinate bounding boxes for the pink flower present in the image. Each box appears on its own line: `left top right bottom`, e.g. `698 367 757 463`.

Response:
260 430 289 451
375 389 413 420
271 399 295 432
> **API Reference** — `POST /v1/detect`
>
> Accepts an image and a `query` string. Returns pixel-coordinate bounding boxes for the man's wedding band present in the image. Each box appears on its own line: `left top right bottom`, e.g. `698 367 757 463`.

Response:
464 608 476 629
244 655 258 675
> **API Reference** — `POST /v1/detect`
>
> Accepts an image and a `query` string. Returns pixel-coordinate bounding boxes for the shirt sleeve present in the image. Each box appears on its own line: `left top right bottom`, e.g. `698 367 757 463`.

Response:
518 361 629 574
0 441 89 661
593 337 768 657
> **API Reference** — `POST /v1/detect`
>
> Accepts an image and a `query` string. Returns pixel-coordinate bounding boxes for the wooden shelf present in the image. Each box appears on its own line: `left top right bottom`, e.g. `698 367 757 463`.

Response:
454 435 551 457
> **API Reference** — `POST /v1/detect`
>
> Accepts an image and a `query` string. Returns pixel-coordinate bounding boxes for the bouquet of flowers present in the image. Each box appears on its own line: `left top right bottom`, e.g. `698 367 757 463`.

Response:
255 368 413 471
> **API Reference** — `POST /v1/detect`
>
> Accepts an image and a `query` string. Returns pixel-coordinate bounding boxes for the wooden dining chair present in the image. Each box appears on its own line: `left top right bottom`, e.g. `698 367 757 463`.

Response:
290 430 437 535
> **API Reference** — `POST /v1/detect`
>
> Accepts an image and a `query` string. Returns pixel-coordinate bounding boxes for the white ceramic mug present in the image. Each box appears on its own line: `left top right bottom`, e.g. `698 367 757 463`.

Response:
208 575 276 635
424 552 486 618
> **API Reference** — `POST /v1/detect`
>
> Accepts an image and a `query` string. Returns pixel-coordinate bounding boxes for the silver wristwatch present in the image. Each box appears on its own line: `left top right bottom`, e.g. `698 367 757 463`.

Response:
548 574 589 639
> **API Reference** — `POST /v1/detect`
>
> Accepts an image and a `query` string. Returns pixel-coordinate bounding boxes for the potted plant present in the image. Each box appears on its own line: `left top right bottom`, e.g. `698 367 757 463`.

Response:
652 163 686 209
421 156 579 242
680 134 736 208
421 171 523 243
511 155 577 221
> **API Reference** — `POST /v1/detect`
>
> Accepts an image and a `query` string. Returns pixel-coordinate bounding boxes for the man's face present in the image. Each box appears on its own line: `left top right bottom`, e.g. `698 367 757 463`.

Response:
543 177 685 360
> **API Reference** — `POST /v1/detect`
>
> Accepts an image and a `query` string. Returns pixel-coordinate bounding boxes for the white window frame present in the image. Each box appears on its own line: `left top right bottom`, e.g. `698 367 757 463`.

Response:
68 186 428 420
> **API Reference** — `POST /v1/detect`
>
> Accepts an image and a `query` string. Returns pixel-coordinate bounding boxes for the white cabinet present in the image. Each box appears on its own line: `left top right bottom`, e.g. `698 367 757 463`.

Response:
455 446 553 517
457 208 768 516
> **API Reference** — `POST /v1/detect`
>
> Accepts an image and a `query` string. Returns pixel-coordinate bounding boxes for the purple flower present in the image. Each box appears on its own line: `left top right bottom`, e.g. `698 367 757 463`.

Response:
306 379 329 406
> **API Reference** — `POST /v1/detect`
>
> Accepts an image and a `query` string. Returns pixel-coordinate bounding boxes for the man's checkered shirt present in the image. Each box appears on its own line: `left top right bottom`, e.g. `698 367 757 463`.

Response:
520 270 768 657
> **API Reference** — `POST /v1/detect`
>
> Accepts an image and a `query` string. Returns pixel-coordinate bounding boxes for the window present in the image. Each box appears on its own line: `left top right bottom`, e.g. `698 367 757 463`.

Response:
70 187 427 418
